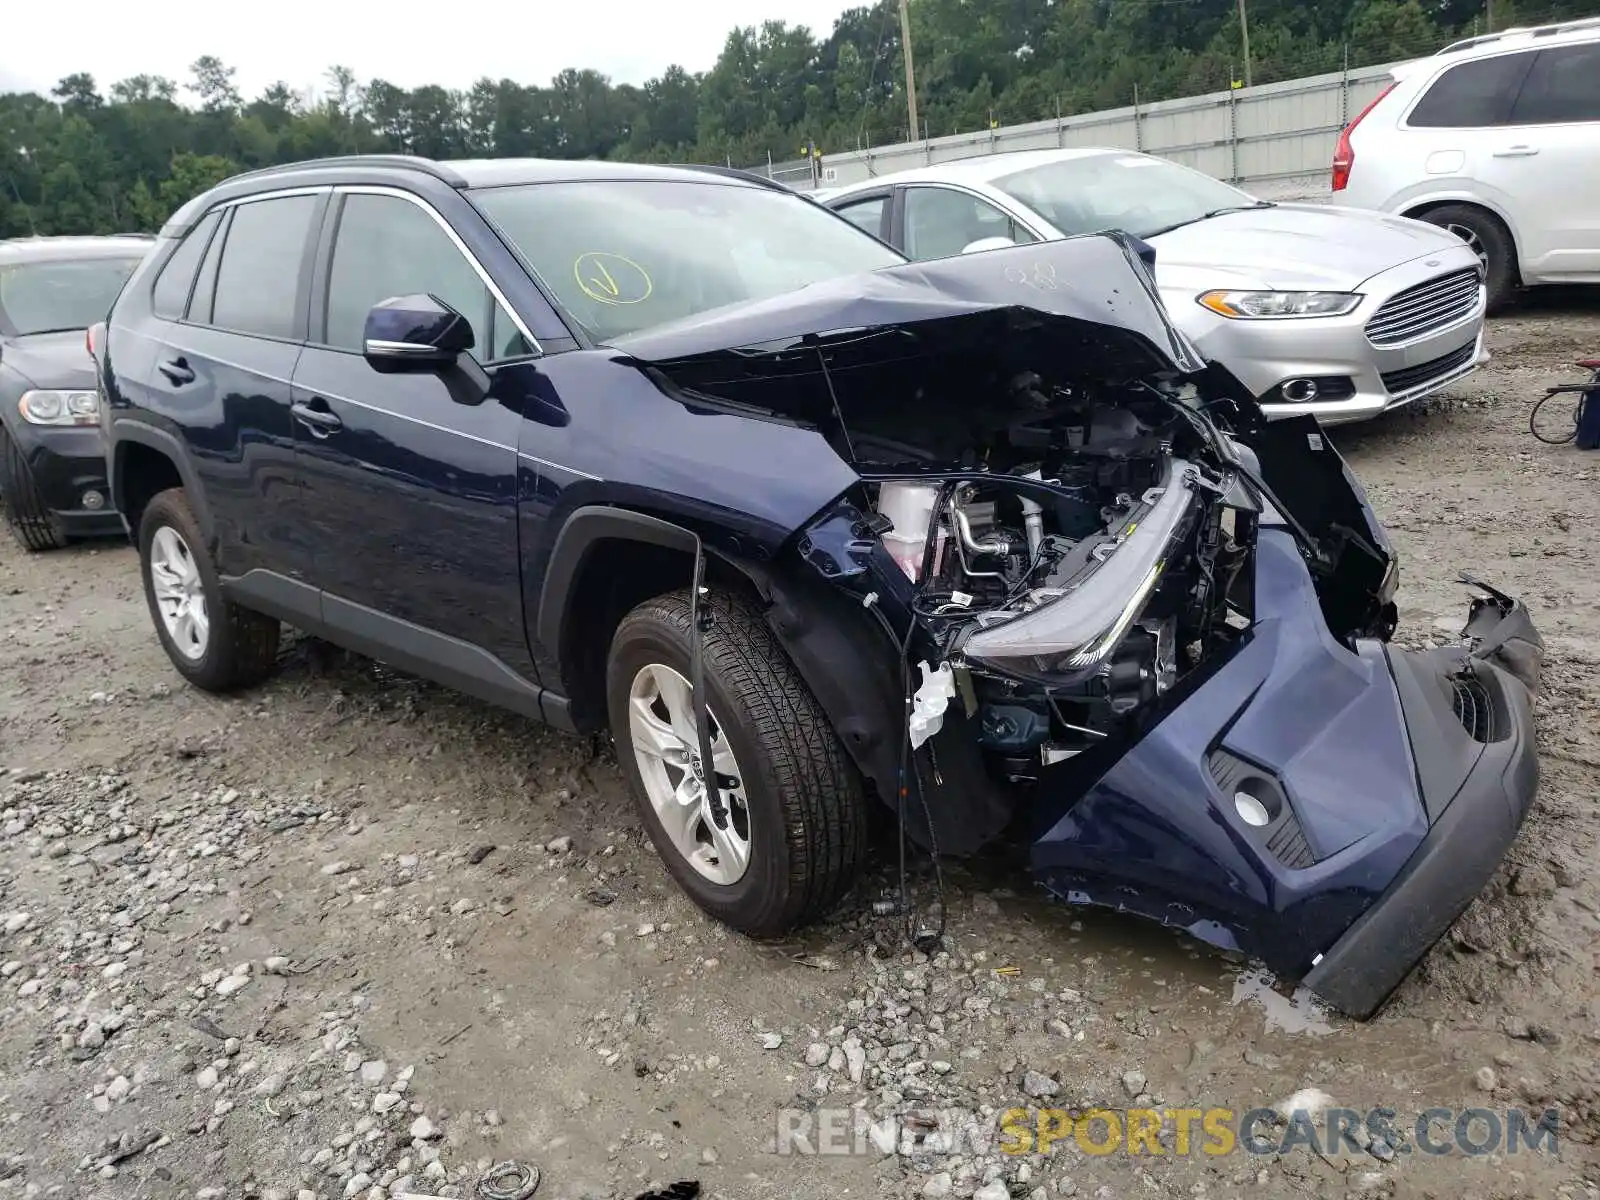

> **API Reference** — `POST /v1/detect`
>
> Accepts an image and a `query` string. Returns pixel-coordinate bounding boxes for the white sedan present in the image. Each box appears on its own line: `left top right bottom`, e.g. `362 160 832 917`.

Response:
822 148 1488 424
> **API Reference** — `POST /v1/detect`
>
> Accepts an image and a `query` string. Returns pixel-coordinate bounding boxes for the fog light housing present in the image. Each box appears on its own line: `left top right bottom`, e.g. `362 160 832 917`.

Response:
1269 375 1356 404
82 489 105 511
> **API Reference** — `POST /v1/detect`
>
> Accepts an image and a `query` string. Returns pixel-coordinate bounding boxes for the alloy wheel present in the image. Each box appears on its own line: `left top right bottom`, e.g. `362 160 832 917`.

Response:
1446 222 1490 275
626 662 751 885
149 525 210 661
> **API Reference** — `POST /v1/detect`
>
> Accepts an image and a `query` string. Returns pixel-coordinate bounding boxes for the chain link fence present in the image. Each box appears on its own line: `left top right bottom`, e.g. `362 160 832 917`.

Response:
736 7 1597 194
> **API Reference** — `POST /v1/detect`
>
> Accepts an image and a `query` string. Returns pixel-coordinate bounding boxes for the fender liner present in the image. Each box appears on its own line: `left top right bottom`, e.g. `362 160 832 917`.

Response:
733 559 1015 857
108 420 215 541
538 504 718 810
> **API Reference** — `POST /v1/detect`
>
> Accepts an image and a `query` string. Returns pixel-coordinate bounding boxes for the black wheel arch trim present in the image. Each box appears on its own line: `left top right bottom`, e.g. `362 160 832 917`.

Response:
109 419 215 540
536 505 704 669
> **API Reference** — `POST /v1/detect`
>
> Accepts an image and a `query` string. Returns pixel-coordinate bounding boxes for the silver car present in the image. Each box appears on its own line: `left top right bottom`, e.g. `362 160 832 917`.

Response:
1331 18 1600 313
822 148 1488 425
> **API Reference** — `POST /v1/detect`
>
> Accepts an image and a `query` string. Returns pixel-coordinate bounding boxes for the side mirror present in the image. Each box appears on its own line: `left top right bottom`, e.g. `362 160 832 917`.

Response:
961 236 1019 255
363 294 474 370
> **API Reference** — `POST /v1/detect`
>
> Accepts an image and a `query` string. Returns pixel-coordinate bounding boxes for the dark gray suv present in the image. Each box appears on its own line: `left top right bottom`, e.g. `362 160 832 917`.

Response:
0 235 151 550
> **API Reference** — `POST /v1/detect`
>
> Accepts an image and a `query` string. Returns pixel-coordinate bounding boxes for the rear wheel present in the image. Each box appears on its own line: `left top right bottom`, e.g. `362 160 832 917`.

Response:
0 426 66 552
138 488 281 691
1418 203 1516 314
606 590 869 935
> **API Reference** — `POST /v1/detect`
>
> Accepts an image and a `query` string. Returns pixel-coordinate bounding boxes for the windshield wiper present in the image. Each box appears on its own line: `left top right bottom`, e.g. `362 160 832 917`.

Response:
1143 201 1274 239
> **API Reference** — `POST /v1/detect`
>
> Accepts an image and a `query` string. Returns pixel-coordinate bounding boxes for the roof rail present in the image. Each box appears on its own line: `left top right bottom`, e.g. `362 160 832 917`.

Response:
1437 14 1600 54
224 154 467 187
667 163 796 192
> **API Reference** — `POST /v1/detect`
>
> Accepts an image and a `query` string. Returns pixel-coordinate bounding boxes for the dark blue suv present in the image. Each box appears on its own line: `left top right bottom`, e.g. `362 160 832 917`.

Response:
102 155 1542 1019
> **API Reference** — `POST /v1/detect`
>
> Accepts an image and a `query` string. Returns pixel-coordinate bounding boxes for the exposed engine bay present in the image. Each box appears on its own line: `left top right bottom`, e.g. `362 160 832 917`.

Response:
862 390 1253 782
624 232 1541 1020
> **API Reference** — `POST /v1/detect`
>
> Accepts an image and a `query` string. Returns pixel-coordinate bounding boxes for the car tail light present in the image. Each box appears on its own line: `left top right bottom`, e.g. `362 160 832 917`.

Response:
1332 82 1396 192
86 321 105 361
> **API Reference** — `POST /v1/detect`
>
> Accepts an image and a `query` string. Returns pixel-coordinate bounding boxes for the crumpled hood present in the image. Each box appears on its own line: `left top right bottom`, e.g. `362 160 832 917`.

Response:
1151 204 1473 290
0 330 95 391
613 232 1207 378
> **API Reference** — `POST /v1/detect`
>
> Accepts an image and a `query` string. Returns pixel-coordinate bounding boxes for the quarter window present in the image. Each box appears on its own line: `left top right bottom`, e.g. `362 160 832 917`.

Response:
902 187 1036 262
324 192 513 358
1509 43 1600 124
188 209 230 324
209 194 319 339
1408 52 1535 128
835 196 888 238
151 211 220 320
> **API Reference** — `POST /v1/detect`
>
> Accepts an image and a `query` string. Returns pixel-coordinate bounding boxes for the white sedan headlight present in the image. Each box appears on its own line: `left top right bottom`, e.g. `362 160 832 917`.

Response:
18 389 99 426
1197 291 1361 319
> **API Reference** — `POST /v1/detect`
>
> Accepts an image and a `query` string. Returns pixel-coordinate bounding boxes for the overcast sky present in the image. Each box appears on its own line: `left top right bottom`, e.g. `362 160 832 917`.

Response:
3 0 864 101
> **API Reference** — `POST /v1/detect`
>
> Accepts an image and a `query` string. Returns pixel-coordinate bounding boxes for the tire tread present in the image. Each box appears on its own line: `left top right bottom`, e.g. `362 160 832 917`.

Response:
612 589 868 933
0 427 66 552
140 488 280 691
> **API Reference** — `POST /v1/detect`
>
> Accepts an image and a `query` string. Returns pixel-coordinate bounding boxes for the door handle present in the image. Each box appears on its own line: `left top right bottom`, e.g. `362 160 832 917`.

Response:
157 357 195 385
1492 145 1540 157
291 400 344 437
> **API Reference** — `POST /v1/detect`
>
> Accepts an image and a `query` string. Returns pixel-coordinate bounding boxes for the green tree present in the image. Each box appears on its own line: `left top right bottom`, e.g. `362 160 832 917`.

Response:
0 0 1559 238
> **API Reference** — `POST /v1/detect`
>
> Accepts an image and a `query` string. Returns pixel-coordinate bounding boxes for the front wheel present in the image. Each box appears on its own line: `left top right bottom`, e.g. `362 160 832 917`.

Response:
1419 203 1516 314
606 590 869 936
138 488 281 691
0 426 65 552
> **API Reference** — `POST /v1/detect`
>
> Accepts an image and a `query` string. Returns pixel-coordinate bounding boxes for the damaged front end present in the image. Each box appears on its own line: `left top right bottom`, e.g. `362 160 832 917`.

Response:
621 233 1542 1019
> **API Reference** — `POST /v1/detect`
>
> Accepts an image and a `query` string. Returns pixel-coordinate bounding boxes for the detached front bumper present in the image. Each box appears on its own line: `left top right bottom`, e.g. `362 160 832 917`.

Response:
1028 529 1543 1019
1304 582 1543 1017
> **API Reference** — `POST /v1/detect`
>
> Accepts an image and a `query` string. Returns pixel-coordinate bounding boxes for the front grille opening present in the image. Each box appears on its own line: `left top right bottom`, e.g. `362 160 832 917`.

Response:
1450 673 1496 743
1366 268 1482 346
1380 341 1477 396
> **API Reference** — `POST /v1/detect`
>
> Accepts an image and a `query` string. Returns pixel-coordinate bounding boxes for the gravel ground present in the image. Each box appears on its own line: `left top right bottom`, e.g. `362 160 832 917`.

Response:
3 296 1599 1200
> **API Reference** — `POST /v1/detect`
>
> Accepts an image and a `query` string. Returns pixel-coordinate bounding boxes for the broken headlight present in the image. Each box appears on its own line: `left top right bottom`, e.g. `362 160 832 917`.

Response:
958 461 1199 679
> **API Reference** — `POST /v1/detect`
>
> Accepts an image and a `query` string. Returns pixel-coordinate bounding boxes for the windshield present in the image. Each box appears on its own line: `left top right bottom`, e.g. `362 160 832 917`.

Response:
0 257 143 336
470 180 905 342
992 154 1261 240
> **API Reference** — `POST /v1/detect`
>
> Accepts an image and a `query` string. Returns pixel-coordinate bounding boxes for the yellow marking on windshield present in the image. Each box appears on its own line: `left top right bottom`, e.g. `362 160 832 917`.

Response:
574 251 653 306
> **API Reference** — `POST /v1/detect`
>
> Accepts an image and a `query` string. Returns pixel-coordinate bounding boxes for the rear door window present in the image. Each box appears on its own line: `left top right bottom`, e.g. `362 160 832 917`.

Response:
1508 43 1600 124
1407 52 1536 127
902 186 1037 261
208 194 320 340
151 211 221 319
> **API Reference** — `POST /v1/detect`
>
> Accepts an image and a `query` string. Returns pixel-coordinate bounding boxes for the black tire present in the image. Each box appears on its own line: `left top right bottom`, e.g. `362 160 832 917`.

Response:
607 589 869 936
0 426 66 552
138 487 281 691
1418 203 1516 314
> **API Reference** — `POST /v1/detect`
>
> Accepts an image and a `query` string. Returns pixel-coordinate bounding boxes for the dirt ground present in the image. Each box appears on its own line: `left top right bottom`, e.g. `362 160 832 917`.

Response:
2 295 1599 1200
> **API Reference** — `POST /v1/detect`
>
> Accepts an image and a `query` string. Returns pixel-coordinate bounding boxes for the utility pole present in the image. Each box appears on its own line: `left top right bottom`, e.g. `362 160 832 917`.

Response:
1237 0 1253 88
899 0 920 143
1485 0 1495 32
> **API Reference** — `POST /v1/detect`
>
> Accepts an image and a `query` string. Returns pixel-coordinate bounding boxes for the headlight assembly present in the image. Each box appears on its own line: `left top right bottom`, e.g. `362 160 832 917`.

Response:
1197 291 1361 319
958 461 1199 680
19 389 100 426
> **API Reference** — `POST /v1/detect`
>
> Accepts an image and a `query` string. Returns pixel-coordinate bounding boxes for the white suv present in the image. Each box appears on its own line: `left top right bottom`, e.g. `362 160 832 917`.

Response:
1333 17 1600 311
